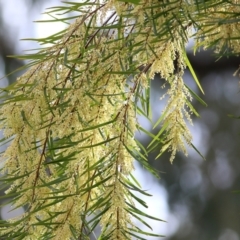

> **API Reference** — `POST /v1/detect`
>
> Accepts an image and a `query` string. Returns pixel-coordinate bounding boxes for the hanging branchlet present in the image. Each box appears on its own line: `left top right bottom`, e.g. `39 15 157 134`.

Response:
147 37 193 163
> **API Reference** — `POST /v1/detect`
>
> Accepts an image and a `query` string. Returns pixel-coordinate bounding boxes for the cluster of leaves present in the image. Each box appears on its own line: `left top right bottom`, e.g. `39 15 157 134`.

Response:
0 0 239 239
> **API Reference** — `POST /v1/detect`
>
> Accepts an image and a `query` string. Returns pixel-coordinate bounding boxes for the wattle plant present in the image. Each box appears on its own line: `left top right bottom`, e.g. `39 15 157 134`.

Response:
0 0 239 239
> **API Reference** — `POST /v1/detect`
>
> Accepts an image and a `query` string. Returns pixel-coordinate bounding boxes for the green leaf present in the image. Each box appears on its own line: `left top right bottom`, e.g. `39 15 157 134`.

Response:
183 50 204 94
185 84 207 107
190 142 206 160
117 0 140 4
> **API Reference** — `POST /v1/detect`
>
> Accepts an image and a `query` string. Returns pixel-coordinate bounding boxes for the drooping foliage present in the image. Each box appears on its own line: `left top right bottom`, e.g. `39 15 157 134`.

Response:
0 0 239 239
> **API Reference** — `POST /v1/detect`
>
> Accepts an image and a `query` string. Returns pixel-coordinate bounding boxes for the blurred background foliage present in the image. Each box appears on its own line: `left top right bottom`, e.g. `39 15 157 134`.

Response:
0 1 240 240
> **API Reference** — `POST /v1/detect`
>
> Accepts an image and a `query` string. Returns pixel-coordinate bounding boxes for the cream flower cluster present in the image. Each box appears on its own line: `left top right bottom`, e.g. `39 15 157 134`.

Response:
195 1 240 55
0 13 140 239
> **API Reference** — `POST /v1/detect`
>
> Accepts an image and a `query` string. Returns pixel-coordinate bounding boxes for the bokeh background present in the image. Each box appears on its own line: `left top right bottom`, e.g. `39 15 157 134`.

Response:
0 1 240 239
